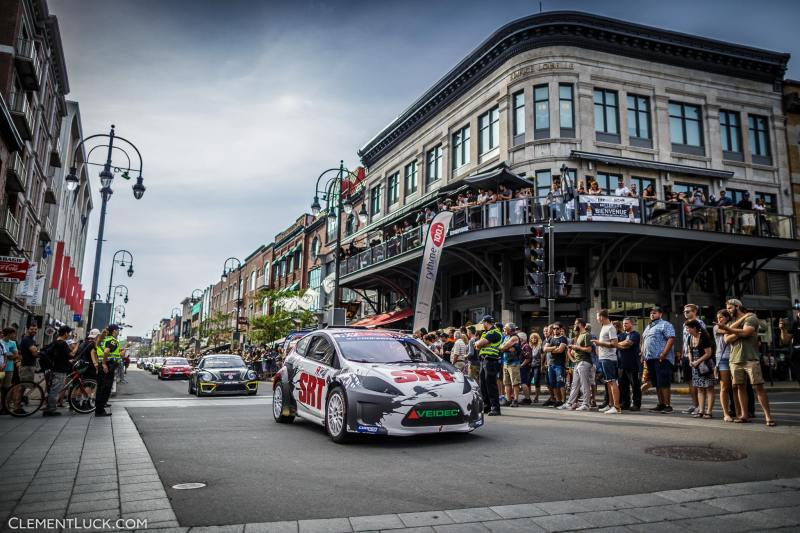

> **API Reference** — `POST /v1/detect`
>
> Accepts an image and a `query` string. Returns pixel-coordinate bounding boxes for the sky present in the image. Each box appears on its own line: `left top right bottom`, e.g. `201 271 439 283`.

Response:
47 0 800 339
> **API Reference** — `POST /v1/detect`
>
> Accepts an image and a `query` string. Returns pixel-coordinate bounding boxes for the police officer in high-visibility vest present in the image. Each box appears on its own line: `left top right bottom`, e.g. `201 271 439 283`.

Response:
93 324 121 417
474 315 503 416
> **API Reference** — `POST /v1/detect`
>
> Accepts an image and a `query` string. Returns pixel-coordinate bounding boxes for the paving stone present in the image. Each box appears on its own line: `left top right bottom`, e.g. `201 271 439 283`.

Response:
568 497 631 512
704 491 799 513
78 467 118 477
650 489 704 503
378 528 434 533
489 504 547 519
443 507 502 524
531 513 594 532
117 467 158 477
126 508 177 523
349 514 404 531
69 490 120 504
663 501 728 519
532 501 578 515
189 526 245 533
68 498 120 514
135 528 188 533
769 478 800 489
122 489 169 502
482 518 546 533
120 474 162 485
575 510 641 528
120 481 165 493
397 511 454 528
142 522 183 530
297 517 352 533
75 473 119 486
121 497 173 514
615 493 673 508
73 481 118 494
754 507 800 527
244 522 298 533
620 506 690 523
13 498 70 513
581 528 635 533
433 524 491 533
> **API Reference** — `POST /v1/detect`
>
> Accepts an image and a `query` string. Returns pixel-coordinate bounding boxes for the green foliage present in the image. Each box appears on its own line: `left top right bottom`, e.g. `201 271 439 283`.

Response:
200 310 233 348
248 288 317 345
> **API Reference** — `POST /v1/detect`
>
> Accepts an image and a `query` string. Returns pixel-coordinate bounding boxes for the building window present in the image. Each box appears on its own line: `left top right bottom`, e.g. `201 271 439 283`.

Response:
534 169 551 201
630 176 654 197
311 237 320 259
287 254 294 273
370 185 382 216
249 271 256 292
264 264 270 287
326 215 336 242
626 94 651 147
673 182 708 200
307 268 321 311
427 145 443 183
719 110 742 160
512 91 525 144
451 127 470 170
594 172 620 195
479 106 499 155
593 88 619 143
534 85 549 139
748 114 771 165
559 84 574 137
669 101 704 155
728 188 747 206
294 249 301 270
404 161 418 195
755 191 777 213
387 172 399 205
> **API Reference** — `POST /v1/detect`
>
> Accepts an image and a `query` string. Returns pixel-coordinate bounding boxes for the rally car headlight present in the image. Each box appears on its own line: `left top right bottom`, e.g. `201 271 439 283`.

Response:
200 372 214 382
358 375 403 396
246 370 257 380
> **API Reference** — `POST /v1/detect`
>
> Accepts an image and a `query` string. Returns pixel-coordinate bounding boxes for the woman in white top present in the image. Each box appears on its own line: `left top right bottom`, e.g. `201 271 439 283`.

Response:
714 309 736 422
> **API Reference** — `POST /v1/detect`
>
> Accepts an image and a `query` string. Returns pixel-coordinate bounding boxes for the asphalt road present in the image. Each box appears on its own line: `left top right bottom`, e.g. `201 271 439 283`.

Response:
120 367 800 527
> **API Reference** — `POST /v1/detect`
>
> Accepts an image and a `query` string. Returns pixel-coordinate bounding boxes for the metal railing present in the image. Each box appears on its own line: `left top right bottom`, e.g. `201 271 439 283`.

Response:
1 210 20 242
9 89 33 130
339 196 796 277
15 38 42 81
9 152 25 178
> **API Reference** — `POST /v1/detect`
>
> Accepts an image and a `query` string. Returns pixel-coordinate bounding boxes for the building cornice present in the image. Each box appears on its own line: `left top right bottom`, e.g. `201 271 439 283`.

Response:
358 11 789 168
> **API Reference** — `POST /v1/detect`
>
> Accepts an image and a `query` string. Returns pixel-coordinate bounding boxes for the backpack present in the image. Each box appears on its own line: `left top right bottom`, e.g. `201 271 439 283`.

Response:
38 342 55 371
75 340 95 363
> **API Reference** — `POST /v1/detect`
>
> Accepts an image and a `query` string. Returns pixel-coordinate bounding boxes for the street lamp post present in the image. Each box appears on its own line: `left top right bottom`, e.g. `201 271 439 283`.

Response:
170 307 181 353
113 305 126 323
110 285 129 313
309 161 366 321
190 289 203 342
221 258 242 344
65 125 145 330
106 250 134 303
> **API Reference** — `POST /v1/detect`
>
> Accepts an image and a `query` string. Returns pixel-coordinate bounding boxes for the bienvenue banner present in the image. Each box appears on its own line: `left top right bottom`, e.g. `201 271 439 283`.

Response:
412 211 453 332
578 195 641 223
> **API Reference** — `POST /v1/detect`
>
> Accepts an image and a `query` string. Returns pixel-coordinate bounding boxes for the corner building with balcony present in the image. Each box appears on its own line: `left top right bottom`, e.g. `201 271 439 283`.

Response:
342 11 800 332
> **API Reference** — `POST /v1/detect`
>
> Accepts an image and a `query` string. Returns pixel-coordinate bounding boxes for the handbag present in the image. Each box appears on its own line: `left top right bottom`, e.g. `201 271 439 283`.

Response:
697 361 713 376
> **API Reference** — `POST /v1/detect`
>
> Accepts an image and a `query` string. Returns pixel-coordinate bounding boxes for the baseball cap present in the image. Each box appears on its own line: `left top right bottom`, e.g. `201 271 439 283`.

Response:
88 329 101 339
107 324 120 332
726 298 743 307
481 315 495 324
650 306 664 313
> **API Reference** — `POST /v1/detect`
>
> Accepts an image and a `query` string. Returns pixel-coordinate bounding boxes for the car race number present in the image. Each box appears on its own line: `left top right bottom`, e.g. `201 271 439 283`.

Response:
390 369 454 383
298 372 325 409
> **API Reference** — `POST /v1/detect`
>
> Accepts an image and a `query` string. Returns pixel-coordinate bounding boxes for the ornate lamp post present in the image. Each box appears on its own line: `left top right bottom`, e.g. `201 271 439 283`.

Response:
110 285 129 312
221 258 243 343
170 307 181 353
309 161 366 318
65 125 145 330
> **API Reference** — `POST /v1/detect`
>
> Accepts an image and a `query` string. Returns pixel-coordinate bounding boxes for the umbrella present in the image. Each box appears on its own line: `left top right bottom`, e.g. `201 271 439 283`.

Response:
439 162 531 193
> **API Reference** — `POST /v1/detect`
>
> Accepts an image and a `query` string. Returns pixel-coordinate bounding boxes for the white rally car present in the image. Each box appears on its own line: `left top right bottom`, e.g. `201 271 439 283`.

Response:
271 328 484 443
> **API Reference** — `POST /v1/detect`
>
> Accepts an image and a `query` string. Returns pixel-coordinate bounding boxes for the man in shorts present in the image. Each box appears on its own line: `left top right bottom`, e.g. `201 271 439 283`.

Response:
592 309 621 414
719 299 775 426
500 323 521 407
543 323 568 407
642 306 675 413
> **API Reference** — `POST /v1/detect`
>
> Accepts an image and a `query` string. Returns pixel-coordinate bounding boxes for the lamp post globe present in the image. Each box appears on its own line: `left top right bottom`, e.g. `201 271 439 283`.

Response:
124 295 129 304
343 198 353 214
66 167 79 191
127 265 134 277
132 177 146 199
311 196 321 216
221 271 228 283
99 168 114 189
327 207 337 221
358 203 368 224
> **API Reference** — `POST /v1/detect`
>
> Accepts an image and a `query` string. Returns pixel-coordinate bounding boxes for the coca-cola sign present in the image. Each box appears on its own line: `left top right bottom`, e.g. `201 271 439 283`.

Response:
0 256 30 283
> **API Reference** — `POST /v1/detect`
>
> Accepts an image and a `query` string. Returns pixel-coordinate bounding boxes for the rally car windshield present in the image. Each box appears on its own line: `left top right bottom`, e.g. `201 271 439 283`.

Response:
204 356 245 368
335 336 441 364
165 358 189 365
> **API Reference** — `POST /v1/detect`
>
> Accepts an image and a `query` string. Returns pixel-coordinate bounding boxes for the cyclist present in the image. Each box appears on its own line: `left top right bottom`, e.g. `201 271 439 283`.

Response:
42 326 75 417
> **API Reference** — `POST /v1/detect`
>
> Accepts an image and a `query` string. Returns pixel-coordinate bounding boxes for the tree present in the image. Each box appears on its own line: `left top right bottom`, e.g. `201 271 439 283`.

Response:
201 310 233 348
248 288 317 346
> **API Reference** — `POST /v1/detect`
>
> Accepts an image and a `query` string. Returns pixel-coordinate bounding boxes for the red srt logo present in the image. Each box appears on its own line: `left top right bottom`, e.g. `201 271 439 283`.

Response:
391 369 454 383
431 223 446 247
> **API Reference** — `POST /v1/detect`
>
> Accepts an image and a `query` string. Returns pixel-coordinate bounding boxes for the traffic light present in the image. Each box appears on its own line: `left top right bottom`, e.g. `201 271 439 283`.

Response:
525 225 547 297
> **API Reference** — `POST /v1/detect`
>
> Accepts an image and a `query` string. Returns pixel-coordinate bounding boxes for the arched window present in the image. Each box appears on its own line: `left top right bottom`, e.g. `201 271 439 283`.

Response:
312 237 321 259
249 271 256 292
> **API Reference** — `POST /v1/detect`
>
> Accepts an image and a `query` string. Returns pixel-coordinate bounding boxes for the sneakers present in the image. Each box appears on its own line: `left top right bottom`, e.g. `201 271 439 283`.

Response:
661 406 674 413
556 403 571 410
630 406 641 412
510 400 519 408
683 406 698 415
598 403 608 411
648 404 665 412
604 406 621 414
575 405 590 411
488 409 501 416
543 399 554 407
520 398 532 405
502 400 512 407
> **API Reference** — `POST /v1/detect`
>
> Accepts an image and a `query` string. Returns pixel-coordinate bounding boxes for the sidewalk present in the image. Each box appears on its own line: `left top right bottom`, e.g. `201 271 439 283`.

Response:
1 409 799 532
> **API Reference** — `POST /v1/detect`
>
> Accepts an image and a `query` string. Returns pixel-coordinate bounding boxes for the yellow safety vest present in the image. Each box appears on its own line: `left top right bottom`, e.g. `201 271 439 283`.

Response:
96 336 121 361
479 327 502 359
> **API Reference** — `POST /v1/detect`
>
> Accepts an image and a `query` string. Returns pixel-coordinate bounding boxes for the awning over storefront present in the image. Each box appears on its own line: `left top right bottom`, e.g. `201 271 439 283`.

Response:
350 308 413 327
570 150 734 180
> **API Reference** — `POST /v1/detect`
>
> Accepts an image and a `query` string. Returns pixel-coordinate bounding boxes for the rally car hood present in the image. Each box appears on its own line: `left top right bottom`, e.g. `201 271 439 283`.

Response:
346 360 469 397
199 366 249 380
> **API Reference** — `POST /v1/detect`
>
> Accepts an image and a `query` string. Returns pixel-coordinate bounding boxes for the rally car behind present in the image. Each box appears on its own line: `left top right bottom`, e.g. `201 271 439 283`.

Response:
272 328 483 443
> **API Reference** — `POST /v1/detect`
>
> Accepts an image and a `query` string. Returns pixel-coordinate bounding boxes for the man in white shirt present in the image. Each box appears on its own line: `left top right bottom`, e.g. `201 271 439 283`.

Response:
592 309 621 414
614 177 631 197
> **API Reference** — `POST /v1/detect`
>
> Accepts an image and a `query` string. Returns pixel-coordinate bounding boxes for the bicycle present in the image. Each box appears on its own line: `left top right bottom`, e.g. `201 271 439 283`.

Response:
4 361 98 417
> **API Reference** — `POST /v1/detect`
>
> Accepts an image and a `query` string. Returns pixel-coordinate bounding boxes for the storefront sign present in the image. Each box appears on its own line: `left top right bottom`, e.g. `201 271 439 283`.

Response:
578 195 641 223
0 256 30 283
510 62 574 81
413 211 453 332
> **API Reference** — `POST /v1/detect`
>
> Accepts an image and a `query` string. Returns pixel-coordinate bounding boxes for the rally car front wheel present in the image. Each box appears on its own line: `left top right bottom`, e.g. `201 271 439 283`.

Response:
272 382 294 424
325 387 352 444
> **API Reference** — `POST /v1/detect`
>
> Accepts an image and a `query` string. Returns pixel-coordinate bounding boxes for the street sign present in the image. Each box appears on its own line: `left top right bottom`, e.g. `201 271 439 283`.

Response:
0 256 30 283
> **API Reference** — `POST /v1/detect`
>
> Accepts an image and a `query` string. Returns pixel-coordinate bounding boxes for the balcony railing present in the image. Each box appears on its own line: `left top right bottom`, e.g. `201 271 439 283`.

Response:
14 38 42 91
8 89 33 140
340 195 796 277
49 135 62 168
6 152 26 193
0 210 20 245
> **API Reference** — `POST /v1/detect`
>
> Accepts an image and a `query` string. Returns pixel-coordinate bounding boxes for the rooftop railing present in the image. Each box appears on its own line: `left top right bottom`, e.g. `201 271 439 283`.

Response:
340 195 795 277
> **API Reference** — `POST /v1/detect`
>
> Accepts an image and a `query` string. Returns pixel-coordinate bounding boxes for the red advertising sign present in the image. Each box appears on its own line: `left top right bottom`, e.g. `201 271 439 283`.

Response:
0 256 30 283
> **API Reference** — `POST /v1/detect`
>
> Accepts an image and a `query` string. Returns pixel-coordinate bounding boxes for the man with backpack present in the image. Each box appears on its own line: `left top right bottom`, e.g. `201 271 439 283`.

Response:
41 326 76 417
18 324 40 384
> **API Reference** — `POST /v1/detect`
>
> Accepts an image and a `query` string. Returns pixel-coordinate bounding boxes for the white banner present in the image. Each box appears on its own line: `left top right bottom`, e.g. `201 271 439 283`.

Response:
28 276 46 306
412 211 453 332
16 262 37 298
578 195 641 223
322 272 335 294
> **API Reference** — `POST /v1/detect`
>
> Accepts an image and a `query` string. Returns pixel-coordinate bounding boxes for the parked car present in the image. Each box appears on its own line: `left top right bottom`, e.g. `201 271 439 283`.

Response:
188 354 259 396
150 357 165 374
